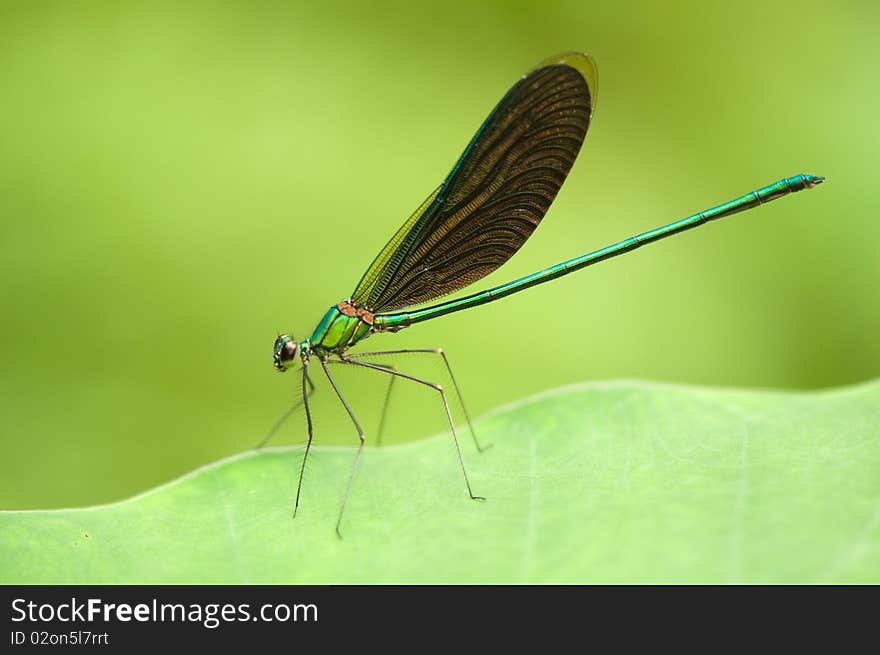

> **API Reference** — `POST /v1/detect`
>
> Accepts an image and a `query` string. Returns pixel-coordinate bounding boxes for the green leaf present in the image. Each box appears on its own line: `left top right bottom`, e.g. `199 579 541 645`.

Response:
2 380 879 583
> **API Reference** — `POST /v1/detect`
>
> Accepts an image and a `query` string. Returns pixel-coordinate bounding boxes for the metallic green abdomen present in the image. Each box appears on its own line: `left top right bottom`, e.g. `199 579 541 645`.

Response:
310 303 372 354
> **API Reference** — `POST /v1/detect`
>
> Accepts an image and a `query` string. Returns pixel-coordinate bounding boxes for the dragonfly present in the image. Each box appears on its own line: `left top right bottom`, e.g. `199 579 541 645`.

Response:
268 52 823 536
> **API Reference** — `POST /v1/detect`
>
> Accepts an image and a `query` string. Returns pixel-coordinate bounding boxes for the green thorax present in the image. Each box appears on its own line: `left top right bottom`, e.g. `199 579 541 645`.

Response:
309 300 376 355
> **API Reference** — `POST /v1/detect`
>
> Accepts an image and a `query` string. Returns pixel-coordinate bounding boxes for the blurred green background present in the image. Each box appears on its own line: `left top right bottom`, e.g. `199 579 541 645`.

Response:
1 0 876 510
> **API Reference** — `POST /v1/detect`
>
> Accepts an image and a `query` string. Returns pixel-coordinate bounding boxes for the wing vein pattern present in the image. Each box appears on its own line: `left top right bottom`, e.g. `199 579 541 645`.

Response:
351 56 594 313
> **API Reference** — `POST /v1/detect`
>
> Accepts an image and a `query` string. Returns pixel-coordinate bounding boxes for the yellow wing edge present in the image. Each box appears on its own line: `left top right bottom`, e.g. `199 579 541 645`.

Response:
532 51 598 114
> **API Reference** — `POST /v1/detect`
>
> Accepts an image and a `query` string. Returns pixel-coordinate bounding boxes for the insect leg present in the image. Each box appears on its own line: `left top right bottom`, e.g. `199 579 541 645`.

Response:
257 373 316 449
374 363 397 447
346 348 489 451
334 356 485 502
319 358 368 538
292 360 314 519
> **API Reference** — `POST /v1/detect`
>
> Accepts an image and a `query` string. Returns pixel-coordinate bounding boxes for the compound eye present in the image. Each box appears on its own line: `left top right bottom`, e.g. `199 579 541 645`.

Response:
273 334 299 371
281 340 298 362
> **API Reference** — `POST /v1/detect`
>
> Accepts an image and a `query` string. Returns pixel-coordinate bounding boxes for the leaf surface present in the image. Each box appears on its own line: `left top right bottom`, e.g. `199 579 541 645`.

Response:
2 380 878 583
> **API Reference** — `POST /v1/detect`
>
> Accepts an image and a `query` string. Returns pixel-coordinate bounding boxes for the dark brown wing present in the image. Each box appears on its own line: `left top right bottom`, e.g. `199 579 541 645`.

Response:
351 53 597 313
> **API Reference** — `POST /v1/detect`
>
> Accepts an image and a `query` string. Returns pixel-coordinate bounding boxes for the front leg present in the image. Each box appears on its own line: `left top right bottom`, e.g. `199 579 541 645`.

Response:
258 374 316 449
